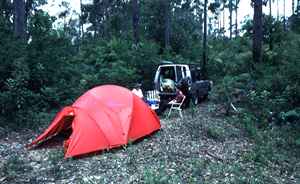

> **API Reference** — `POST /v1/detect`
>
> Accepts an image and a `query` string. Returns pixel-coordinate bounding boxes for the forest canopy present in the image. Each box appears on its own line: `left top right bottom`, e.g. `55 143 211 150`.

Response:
0 0 299 130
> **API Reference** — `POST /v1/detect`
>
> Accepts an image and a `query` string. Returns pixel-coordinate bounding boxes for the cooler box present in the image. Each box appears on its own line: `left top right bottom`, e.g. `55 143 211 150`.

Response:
147 99 160 110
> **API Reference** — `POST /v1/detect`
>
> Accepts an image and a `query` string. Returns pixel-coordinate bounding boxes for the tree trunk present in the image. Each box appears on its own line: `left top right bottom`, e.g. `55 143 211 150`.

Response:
269 0 273 50
229 0 233 39
14 0 25 39
202 0 208 78
292 0 295 14
103 0 110 39
132 0 140 45
219 13 221 31
283 0 286 31
80 0 84 39
93 0 99 37
277 0 279 20
25 0 33 24
298 0 300 14
199 9 203 34
269 0 272 16
220 0 225 36
2 0 12 22
164 0 170 49
223 8 225 31
253 0 263 63
235 0 238 37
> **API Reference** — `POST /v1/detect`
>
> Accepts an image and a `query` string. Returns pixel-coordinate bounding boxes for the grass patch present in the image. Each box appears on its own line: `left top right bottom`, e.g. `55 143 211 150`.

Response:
205 126 226 142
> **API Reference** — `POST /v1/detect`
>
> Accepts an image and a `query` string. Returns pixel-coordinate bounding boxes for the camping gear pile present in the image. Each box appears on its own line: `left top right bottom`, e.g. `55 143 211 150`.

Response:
161 78 175 92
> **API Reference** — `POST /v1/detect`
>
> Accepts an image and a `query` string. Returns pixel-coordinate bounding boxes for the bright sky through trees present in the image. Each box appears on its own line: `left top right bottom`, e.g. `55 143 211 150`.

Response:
43 0 293 33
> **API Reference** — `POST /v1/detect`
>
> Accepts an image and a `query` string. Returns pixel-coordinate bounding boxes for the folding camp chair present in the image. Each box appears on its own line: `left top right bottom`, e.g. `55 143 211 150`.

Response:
167 95 186 118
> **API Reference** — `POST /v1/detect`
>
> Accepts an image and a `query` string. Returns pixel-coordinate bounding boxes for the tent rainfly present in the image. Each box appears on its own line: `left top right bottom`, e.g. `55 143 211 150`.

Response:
28 85 161 158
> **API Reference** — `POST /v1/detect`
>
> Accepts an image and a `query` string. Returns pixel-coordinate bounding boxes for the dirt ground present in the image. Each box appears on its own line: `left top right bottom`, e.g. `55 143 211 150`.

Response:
0 102 298 184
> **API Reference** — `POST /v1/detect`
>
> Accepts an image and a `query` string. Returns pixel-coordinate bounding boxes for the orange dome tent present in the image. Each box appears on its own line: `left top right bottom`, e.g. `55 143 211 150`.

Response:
28 85 161 158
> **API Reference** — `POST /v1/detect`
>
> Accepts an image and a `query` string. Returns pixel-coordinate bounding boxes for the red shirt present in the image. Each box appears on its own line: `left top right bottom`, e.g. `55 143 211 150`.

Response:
174 89 184 103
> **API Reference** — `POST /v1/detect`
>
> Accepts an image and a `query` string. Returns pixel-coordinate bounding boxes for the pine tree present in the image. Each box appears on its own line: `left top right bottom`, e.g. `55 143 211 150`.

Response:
229 0 233 39
202 0 208 77
164 0 170 49
283 0 286 31
297 0 300 15
132 0 140 45
276 0 279 20
253 0 263 63
13 0 25 39
269 0 272 16
292 0 295 14
235 0 240 37
80 0 84 39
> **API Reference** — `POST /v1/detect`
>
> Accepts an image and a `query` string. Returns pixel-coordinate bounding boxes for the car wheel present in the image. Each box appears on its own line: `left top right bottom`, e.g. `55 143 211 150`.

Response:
203 94 209 100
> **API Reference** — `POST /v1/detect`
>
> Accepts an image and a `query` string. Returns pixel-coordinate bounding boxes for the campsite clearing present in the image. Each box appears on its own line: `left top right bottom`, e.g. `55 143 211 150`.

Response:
0 102 299 184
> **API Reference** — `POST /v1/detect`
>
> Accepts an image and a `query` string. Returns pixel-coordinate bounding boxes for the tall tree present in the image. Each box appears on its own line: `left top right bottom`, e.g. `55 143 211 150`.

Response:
283 0 286 31
276 0 279 20
24 0 47 33
82 1 130 39
0 0 13 23
164 0 171 49
220 3 224 31
269 0 274 50
229 0 233 39
297 0 300 14
235 0 240 37
80 0 84 39
132 0 140 45
13 0 25 39
25 0 33 23
202 0 208 77
269 0 272 16
292 0 295 14
252 0 263 63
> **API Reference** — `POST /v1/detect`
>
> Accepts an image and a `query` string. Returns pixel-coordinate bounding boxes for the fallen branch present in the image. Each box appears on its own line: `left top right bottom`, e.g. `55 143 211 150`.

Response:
230 103 238 112
201 150 224 162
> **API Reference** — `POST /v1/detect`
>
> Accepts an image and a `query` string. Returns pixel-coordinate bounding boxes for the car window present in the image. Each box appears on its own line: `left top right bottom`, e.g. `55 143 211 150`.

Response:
182 67 187 78
161 66 175 80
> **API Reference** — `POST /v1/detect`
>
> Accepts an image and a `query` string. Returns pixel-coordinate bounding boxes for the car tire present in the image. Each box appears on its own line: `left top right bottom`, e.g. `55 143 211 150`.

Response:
203 94 209 100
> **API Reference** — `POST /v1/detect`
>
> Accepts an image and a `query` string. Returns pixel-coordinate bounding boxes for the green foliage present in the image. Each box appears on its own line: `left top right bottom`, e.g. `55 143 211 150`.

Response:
239 112 258 138
210 29 300 126
208 37 253 80
0 10 162 129
241 14 285 46
73 38 160 90
205 126 226 142
290 14 300 33
0 10 80 129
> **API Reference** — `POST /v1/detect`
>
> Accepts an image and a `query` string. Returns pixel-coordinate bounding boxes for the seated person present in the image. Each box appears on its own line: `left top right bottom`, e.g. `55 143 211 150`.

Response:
132 83 144 99
169 87 185 104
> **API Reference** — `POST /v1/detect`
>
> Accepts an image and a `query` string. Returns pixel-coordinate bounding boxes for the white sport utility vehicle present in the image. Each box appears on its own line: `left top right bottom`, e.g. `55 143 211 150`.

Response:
153 62 212 112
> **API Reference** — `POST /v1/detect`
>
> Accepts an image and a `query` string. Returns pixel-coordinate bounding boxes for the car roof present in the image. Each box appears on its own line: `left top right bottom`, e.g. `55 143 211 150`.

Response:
159 64 189 67
159 64 201 69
